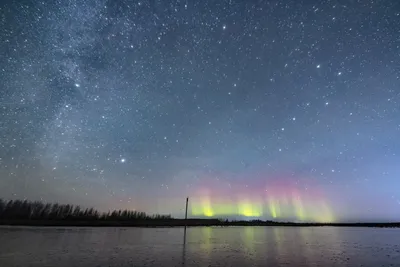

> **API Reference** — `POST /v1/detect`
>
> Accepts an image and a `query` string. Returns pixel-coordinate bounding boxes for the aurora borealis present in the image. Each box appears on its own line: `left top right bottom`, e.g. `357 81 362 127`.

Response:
189 177 334 222
1 0 400 223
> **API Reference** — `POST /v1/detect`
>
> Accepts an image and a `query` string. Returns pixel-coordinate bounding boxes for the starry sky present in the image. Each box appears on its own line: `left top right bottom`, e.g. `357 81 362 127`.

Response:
1 0 400 222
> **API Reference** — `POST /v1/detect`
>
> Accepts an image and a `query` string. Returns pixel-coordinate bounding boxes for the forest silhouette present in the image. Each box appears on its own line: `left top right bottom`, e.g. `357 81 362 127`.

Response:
0 198 171 222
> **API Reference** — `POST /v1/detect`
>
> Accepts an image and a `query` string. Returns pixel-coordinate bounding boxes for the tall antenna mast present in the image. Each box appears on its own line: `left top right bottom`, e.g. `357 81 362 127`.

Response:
185 197 189 221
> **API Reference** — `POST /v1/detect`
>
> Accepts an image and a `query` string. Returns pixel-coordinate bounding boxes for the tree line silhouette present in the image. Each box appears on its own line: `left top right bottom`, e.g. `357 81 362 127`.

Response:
1 199 399 228
0 198 171 221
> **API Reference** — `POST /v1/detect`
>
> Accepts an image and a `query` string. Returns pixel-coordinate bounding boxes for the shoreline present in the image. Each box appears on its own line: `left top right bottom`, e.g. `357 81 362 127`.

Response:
1 219 400 228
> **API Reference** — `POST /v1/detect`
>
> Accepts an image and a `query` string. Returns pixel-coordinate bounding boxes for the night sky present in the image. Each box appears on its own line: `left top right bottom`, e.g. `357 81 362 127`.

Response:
1 0 400 222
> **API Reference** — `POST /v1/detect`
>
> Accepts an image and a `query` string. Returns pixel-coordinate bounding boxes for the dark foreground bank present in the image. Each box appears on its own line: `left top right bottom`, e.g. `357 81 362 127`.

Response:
1 219 400 228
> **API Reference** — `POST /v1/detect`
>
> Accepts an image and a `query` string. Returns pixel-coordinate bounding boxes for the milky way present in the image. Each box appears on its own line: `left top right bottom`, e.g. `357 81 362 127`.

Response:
1 0 400 222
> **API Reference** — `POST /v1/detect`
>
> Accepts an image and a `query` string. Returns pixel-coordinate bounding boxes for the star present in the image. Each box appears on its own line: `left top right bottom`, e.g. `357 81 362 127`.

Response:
0 0 398 224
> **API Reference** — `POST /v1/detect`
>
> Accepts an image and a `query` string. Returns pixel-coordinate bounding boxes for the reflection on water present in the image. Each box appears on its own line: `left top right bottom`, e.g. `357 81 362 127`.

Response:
272 226 284 260
194 226 212 263
181 227 187 266
243 227 256 260
201 226 212 256
1 226 400 267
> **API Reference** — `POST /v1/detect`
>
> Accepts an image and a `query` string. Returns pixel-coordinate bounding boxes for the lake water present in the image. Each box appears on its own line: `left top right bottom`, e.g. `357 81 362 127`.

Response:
0 226 399 267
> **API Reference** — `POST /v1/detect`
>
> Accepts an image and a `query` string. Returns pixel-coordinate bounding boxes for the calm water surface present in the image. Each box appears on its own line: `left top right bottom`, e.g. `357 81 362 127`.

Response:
1 226 400 267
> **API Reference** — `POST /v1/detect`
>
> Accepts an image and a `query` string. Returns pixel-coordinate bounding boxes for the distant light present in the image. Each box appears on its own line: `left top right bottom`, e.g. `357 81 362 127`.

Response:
281 128 285 131
338 72 342 76
222 25 227 30
325 102 329 106
292 117 296 121
120 158 126 163
75 83 80 88
316 64 321 68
